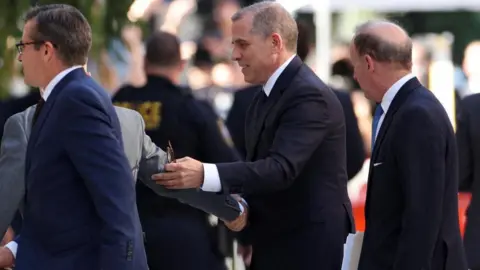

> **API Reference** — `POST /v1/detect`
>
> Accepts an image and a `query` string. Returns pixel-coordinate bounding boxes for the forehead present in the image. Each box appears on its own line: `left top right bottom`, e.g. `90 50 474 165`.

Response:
22 20 36 40
231 15 254 42
349 43 359 58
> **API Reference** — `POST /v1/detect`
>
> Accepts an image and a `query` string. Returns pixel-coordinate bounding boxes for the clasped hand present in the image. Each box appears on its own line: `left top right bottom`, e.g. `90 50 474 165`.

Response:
152 157 204 189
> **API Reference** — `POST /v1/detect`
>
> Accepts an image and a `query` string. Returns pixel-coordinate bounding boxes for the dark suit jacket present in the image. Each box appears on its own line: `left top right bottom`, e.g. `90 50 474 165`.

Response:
456 93 480 269
359 77 467 270
216 56 355 269
16 68 147 270
226 85 365 179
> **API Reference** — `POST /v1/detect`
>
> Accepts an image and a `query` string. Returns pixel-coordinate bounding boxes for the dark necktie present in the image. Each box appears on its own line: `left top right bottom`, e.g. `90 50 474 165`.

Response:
371 104 384 151
32 98 45 126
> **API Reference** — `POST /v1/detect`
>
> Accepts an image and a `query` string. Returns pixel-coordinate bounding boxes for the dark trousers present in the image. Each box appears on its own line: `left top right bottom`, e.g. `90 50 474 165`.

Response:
250 216 349 270
142 216 226 270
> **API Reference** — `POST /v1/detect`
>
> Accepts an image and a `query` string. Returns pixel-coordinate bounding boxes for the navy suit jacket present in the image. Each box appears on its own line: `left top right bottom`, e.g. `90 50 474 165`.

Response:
16 68 147 270
359 77 467 270
216 56 354 269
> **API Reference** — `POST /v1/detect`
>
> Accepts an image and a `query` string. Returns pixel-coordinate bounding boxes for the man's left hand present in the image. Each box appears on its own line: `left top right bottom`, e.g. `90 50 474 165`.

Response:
0 247 14 269
152 157 204 189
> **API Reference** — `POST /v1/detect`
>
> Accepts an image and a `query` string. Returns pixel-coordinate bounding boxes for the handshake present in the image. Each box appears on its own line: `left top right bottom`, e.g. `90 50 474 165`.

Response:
223 195 249 232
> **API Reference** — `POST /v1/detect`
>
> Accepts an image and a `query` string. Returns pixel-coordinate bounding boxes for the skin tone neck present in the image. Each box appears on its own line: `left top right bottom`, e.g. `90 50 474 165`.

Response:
261 50 295 84
144 65 182 85
373 64 412 103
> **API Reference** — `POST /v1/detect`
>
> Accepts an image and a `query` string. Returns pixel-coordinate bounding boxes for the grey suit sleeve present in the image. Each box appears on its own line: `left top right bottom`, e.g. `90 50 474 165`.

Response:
0 115 27 237
136 115 241 221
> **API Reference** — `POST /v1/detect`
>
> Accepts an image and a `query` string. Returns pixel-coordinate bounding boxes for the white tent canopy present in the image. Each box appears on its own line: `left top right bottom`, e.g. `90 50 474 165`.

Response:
291 0 480 12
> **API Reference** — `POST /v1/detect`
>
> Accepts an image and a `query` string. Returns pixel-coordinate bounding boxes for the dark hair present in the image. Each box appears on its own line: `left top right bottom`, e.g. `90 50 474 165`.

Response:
145 31 182 67
24 4 92 66
353 20 412 69
296 20 310 61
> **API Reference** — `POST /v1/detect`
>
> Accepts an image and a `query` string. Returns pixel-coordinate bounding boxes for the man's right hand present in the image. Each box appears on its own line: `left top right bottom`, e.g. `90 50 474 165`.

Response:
0 247 14 269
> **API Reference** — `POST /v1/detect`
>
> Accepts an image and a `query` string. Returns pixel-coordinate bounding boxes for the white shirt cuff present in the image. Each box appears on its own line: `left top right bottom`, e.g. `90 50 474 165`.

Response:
5 241 17 259
201 163 222 192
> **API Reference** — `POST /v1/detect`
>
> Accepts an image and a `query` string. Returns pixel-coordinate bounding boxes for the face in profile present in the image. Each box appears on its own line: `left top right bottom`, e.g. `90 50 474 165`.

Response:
230 15 275 84
18 20 44 87
349 43 376 101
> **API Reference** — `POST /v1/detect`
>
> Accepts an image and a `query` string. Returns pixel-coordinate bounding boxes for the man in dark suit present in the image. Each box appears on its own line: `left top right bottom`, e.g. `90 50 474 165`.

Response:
152 2 354 270
456 93 480 270
113 31 240 270
9 4 147 270
350 20 467 270
226 19 365 180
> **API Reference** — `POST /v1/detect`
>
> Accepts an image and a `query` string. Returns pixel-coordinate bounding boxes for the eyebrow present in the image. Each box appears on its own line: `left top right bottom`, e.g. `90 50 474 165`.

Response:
232 38 248 44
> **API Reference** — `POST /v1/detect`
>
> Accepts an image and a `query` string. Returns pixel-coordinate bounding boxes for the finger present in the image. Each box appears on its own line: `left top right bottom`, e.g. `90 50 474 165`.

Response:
164 163 183 171
176 157 190 163
152 171 181 181
159 181 181 189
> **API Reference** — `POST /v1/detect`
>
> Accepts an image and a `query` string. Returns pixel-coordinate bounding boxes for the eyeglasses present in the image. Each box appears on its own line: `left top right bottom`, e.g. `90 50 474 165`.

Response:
166 140 176 163
15 40 56 54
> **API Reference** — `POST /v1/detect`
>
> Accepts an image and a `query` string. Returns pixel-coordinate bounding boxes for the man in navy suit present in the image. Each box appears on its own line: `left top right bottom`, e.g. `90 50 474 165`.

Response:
3 4 147 270
152 2 354 270
350 20 467 270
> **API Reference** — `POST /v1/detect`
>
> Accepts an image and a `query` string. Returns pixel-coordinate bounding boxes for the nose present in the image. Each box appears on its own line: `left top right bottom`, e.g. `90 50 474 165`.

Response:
231 47 241 62
17 52 22 62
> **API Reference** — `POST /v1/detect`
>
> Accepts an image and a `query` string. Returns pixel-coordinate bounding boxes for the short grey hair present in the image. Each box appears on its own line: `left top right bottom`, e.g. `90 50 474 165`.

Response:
353 19 412 69
231 1 298 52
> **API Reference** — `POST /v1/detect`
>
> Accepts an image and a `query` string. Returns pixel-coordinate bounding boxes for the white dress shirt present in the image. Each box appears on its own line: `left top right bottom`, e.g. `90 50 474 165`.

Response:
201 54 297 193
4 65 82 258
373 73 415 141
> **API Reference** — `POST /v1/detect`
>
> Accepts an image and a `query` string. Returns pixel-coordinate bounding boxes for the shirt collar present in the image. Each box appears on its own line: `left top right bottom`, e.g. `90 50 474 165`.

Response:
42 65 82 100
380 73 415 113
263 54 296 96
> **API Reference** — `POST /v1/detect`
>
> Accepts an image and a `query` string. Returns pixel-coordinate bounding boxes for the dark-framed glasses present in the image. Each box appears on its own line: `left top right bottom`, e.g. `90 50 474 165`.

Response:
15 40 56 54
166 140 176 163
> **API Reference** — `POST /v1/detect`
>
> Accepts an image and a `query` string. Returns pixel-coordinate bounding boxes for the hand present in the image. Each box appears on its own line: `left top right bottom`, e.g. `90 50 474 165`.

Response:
237 244 253 266
224 196 248 232
0 247 14 269
0 228 13 246
152 157 204 189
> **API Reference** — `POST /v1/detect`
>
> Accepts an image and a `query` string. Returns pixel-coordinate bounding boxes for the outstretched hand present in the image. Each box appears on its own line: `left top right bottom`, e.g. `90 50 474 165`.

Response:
152 157 204 189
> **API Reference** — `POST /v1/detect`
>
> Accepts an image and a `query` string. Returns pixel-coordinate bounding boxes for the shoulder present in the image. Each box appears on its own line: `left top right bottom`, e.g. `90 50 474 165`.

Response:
114 106 143 124
58 79 111 111
398 90 448 130
461 93 480 108
112 84 137 101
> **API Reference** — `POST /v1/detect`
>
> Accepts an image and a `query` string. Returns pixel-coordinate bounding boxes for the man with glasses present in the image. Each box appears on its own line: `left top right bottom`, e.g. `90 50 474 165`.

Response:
2 4 147 270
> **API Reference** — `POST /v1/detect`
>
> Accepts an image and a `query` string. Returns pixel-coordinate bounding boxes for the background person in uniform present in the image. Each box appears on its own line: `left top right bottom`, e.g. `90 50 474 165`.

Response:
113 31 239 270
349 20 467 270
12 4 147 270
456 93 480 270
153 2 354 270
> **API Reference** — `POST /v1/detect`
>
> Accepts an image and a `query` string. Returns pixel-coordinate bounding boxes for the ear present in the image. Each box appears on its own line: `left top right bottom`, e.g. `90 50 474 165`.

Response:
271 33 282 52
364 54 375 72
43 41 55 60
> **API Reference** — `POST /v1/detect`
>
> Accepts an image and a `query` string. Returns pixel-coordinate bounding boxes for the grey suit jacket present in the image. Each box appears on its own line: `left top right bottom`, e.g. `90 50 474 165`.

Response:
0 105 241 237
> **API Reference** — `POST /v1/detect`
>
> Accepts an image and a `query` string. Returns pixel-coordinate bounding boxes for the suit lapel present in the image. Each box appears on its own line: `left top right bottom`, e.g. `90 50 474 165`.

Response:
365 77 422 217
25 68 86 174
245 88 264 161
247 56 303 160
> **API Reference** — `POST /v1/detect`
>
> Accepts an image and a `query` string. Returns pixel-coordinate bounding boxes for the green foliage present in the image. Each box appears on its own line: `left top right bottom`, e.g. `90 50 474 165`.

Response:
389 11 480 65
0 0 135 99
